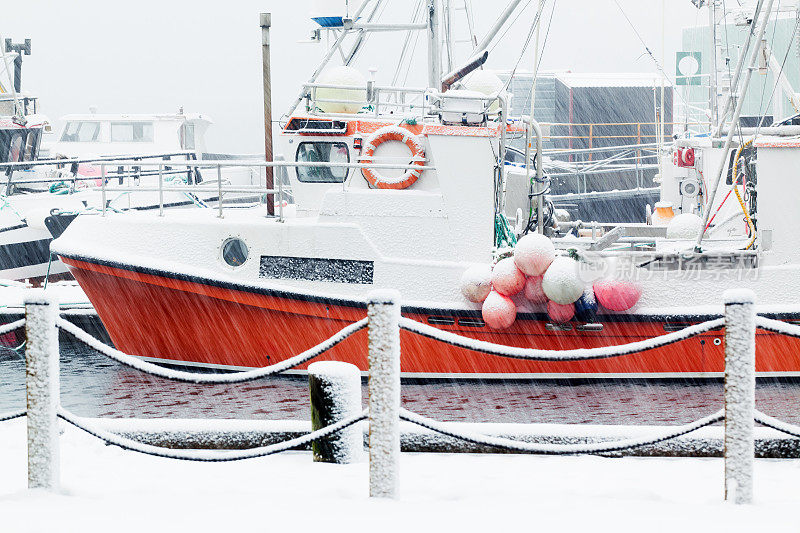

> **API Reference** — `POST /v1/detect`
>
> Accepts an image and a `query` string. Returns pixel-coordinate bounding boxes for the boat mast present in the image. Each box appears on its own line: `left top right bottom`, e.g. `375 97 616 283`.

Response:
427 0 442 89
696 0 775 251
712 0 766 135
708 1 719 128
524 0 548 234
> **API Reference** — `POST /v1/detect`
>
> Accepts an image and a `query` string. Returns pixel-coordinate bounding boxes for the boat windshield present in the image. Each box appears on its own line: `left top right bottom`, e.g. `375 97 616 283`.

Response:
61 121 101 142
0 128 39 163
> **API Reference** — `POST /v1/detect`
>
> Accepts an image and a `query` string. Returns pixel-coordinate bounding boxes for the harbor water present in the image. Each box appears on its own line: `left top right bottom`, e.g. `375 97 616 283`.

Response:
2 338 799 425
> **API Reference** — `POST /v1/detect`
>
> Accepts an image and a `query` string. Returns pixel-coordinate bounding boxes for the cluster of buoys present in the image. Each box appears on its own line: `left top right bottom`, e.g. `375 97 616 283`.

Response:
460 234 643 329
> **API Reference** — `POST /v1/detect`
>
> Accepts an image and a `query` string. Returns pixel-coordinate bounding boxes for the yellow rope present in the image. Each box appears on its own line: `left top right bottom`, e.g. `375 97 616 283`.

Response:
731 138 756 250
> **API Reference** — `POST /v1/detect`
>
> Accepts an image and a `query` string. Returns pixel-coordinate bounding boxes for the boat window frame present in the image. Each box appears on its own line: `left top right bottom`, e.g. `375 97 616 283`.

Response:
60 120 102 143
295 141 350 183
110 121 155 143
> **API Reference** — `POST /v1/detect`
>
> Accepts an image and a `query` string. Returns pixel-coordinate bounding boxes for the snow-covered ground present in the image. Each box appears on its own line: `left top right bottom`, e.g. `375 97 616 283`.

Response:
1 418 798 533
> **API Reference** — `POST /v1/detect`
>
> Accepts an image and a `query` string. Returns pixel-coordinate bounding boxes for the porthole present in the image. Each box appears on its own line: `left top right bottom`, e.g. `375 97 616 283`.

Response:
713 338 722 346
222 238 248 267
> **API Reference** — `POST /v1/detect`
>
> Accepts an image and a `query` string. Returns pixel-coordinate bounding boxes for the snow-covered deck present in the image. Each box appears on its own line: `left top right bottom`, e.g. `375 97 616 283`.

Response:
0 418 796 532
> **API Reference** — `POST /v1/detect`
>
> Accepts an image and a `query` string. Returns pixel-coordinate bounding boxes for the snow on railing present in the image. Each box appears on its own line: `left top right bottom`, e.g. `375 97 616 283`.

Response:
10 287 800 504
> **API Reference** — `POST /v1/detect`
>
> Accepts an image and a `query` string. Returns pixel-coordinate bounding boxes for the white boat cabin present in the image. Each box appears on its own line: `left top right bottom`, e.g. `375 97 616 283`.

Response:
48 111 211 158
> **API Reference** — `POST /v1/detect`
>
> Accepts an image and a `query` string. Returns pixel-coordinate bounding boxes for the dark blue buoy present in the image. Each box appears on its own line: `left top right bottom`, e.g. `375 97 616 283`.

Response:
574 289 598 322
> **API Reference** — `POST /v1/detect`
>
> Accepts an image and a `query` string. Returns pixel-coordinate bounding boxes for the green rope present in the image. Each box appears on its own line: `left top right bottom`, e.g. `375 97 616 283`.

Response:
48 182 70 195
494 212 518 249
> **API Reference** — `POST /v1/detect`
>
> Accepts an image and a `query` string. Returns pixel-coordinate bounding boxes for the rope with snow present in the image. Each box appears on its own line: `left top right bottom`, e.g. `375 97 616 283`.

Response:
58 406 368 462
0 409 25 422
399 408 724 455
755 316 800 339
399 317 724 361
56 317 367 384
754 410 800 439
0 318 25 336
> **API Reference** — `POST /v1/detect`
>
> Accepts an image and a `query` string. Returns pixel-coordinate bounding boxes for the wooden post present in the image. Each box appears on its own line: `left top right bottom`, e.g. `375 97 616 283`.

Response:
723 288 755 504
367 290 401 499
25 289 60 490
308 361 363 464
260 13 275 216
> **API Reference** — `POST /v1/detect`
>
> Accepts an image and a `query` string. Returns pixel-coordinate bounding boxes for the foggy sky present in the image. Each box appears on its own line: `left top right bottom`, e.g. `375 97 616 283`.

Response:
4 1 700 153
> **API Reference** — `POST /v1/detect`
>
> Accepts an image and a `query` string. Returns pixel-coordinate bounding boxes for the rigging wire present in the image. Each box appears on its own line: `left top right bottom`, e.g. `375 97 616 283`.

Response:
612 0 691 110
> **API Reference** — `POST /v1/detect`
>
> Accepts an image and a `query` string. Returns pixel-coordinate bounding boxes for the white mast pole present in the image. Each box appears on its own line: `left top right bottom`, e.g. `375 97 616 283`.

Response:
696 0 775 251
427 0 442 89
709 1 719 128
713 0 766 135
524 0 547 234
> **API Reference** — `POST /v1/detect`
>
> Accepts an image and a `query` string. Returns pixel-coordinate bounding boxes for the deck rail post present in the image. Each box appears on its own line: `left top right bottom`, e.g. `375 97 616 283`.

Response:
25 289 60 490
367 289 401 499
723 288 756 504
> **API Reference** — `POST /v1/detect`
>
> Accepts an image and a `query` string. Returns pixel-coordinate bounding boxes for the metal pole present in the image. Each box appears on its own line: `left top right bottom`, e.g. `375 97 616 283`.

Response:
25 290 60 490
709 1 719 127
158 164 164 217
696 0 775 251
441 0 524 82
427 0 441 89
101 164 106 216
217 164 223 219
723 288 755 505
714 0 767 135
260 13 275 217
367 290 401 499
284 0 374 118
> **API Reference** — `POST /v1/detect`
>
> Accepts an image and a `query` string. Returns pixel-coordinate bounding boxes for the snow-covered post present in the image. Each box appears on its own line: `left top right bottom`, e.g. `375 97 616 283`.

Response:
723 289 756 504
308 361 363 464
25 290 60 490
367 290 401 499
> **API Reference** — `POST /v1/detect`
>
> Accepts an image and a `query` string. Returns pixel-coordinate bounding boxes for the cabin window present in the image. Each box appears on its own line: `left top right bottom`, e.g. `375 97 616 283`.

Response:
60 121 101 142
222 238 249 267
24 130 40 161
181 123 195 150
110 122 154 143
7 133 23 162
295 142 349 183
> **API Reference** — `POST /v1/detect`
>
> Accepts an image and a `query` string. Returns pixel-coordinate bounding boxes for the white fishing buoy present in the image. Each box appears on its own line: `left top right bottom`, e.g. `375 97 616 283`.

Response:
666 213 703 240
523 275 547 304
491 257 526 296
462 70 506 112
513 233 556 276
460 264 493 303
315 66 367 114
482 291 517 329
542 256 584 305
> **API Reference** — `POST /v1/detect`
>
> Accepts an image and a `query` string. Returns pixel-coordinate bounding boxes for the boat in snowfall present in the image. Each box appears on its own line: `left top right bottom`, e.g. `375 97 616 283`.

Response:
0 109 265 282
50 0 800 378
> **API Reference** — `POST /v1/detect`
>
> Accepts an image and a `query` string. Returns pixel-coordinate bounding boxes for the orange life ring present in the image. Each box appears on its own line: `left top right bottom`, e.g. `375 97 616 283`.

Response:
360 125 425 189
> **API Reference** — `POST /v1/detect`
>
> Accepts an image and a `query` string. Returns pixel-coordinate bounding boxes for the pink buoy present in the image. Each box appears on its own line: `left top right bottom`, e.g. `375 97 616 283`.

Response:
77 163 102 177
513 233 556 276
482 291 517 329
523 275 547 304
593 279 642 311
547 300 575 323
491 257 525 296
